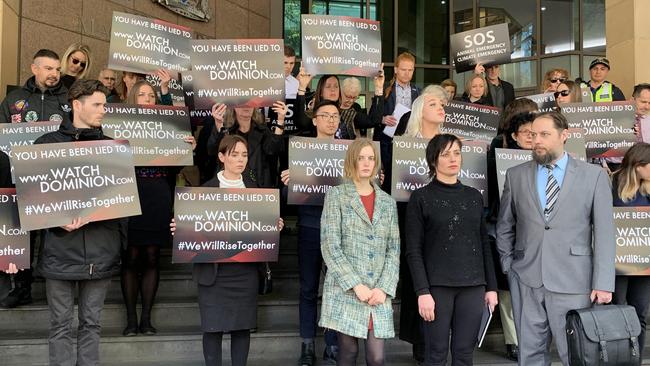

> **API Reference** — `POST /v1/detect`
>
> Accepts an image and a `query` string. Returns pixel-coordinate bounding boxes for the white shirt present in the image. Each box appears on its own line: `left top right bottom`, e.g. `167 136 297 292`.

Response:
285 75 299 99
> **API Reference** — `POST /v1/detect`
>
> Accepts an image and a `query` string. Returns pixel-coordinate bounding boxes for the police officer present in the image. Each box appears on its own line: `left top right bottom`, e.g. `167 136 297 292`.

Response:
0 49 71 124
582 58 626 102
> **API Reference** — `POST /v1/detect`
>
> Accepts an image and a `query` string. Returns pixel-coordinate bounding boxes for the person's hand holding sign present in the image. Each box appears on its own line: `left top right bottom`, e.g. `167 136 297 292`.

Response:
4 263 19 274
271 101 288 135
153 69 173 96
211 103 227 132
373 63 385 97
297 67 313 96
474 63 485 75
60 217 86 232
184 135 197 151
280 169 290 186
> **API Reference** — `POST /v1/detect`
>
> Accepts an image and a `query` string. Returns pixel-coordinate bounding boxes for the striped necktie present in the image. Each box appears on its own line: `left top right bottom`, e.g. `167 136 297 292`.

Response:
544 164 559 219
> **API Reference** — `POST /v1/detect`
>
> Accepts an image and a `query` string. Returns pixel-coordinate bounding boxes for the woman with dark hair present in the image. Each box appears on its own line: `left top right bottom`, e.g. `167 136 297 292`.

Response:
294 70 382 139
612 143 650 355
121 80 196 336
206 101 287 188
406 134 498 365
320 138 400 366
172 135 284 366
111 69 173 104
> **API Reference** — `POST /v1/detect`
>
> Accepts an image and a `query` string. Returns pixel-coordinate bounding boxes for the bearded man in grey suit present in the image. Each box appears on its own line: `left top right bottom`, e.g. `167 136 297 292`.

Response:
496 111 615 366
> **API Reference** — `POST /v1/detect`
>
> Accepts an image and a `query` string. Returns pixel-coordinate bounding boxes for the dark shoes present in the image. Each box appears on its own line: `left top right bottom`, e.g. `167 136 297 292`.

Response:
323 345 338 364
298 342 315 366
139 318 157 335
506 344 519 361
0 287 32 308
122 321 138 337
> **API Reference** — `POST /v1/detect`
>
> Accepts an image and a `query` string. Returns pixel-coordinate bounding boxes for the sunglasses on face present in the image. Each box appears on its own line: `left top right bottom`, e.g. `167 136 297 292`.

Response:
71 57 86 69
549 78 567 83
554 90 570 97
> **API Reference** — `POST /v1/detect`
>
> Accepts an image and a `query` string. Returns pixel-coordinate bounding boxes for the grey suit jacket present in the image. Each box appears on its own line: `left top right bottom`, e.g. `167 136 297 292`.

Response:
496 155 615 294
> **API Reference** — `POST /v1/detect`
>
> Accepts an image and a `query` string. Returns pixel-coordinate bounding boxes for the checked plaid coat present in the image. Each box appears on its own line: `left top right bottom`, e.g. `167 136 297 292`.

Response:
318 181 400 339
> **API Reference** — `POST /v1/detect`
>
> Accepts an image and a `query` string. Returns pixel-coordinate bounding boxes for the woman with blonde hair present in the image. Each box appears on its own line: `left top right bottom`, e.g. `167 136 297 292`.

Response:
611 142 650 356
404 85 448 139
60 43 92 89
554 80 581 106
458 74 491 105
320 138 400 366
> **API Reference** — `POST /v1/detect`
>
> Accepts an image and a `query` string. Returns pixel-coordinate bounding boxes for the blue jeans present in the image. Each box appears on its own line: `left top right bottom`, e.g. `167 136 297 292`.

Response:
298 226 336 346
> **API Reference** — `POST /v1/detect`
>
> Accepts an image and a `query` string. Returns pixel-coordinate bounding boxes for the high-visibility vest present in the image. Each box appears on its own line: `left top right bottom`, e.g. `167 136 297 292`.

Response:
589 82 614 102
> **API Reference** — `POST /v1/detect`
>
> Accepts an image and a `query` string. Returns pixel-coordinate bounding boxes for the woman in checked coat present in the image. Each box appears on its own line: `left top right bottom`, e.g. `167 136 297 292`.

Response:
319 138 400 366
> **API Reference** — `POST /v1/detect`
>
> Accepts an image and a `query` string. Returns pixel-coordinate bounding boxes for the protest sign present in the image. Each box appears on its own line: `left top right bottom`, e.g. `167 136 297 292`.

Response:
181 72 211 126
301 14 381 76
613 207 650 275
108 11 192 73
494 148 533 197
191 39 285 108
173 187 280 263
0 121 60 183
522 93 556 113
450 23 511 73
442 100 500 143
11 140 141 231
561 101 636 158
641 115 650 143
266 98 298 133
288 137 379 205
0 189 29 270
145 74 185 107
391 137 488 204
102 104 193 166
565 127 588 162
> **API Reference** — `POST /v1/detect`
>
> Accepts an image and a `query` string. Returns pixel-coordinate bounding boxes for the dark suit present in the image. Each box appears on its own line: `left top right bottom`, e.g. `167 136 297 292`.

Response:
486 78 515 110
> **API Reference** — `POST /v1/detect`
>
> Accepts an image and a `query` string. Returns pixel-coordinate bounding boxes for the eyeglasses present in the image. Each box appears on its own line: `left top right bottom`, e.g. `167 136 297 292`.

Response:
554 90 571 97
71 57 87 69
549 78 567 84
316 114 340 122
516 129 533 136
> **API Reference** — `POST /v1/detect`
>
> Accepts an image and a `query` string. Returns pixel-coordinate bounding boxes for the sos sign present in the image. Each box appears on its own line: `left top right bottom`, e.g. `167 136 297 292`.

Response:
451 23 511 73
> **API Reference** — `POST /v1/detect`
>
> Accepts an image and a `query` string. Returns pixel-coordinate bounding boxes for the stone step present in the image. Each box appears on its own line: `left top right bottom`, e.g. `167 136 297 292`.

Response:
27 269 300 303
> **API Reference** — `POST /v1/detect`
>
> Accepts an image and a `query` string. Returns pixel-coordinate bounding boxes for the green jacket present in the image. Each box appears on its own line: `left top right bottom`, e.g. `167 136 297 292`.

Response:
319 181 400 339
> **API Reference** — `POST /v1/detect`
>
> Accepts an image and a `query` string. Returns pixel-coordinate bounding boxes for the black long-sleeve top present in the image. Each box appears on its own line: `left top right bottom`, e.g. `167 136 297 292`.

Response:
405 178 498 295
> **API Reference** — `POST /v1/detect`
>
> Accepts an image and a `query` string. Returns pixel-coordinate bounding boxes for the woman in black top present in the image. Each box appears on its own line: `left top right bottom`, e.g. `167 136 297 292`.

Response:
457 74 493 106
406 134 498 366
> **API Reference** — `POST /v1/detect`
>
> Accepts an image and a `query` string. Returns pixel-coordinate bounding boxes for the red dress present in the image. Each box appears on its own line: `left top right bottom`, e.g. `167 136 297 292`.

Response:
360 190 376 330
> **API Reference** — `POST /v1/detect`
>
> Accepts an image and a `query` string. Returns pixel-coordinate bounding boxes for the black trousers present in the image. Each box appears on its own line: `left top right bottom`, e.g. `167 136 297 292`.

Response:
422 285 485 366
614 275 650 357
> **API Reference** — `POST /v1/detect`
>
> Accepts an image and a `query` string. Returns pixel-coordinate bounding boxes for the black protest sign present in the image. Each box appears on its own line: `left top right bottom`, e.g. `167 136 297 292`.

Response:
561 101 636 158
301 14 381 77
613 207 650 275
145 74 185 107
450 23 511 73
522 93 556 113
266 98 298 134
288 137 351 205
0 189 29 271
391 137 430 202
0 121 60 183
191 39 285 108
102 104 193 166
173 187 280 263
390 137 488 205
181 72 211 126
11 140 141 231
565 128 587 162
443 100 500 143
494 148 533 198
108 11 192 73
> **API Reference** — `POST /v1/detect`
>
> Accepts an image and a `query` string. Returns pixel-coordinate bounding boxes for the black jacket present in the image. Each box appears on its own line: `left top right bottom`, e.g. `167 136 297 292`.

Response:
0 76 71 124
373 81 421 142
457 94 494 106
192 174 258 286
0 150 11 187
34 120 125 280
485 78 515 110
206 119 283 188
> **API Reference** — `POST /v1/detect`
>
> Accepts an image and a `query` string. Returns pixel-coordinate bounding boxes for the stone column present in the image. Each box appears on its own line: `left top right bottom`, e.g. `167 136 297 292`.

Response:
0 0 20 100
606 0 650 98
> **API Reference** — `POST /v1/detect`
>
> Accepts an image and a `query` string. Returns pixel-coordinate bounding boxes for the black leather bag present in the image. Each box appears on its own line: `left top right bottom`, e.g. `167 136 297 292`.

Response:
566 304 641 366
258 262 272 295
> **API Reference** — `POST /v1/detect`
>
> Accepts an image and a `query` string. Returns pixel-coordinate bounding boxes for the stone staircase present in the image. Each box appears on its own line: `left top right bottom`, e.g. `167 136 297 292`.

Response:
2 225 647 365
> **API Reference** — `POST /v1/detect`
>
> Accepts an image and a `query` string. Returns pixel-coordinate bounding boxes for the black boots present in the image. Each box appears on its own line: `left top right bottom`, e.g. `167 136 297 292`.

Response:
0 285 32 308
298 341 315 366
